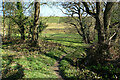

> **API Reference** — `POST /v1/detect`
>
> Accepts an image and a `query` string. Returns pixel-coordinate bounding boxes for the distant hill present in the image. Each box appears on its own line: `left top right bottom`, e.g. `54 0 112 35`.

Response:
40 16 95 24
41 16 68 23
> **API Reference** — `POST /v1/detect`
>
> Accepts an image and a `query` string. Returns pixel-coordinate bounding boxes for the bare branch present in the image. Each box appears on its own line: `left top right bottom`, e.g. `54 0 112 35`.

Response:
108 32 117 45
70 23 82 36
82 2 96 17
59 8 72 16
109 22 119 28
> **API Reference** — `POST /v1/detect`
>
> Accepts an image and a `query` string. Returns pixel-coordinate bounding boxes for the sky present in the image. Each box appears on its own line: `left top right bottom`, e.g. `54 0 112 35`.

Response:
0 1 66 17
40 4 66 16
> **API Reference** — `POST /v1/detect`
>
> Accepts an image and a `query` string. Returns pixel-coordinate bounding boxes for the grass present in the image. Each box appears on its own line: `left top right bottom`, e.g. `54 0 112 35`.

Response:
40 32 90 79
59 59 80 79
2 31 120 79
2 49 57 78
42 33 89 47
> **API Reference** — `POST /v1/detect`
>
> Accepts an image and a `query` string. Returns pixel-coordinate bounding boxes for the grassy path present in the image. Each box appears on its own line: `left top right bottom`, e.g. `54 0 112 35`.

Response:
51 53 67 80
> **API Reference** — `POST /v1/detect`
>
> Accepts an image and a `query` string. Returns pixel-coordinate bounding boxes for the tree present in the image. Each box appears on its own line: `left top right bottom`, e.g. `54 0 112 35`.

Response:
82 2 119 63
16 2 25 40
7 2 29 40
61 2 94 44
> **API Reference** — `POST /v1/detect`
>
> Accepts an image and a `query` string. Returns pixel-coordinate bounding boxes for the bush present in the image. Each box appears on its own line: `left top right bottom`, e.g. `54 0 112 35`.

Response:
79 69 102 80
87 64 120 80
60 60 102 80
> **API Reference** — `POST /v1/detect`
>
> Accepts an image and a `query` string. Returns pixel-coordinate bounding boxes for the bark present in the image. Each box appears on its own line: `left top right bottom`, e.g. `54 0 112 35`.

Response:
83 2 115 44
96 2 105 44
28 25 32 39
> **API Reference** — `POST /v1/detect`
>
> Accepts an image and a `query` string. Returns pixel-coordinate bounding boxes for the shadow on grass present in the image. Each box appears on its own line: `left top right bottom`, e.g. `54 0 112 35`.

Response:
2 55 24 79
2 55 16 68
44 38 83 44
2 64 24 80
44 52 60 61
2 39 42 54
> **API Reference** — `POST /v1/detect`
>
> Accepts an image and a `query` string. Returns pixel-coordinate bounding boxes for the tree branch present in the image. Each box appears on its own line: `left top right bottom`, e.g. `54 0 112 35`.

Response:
70 23 82 36
104 2 115 31
82 2 96 17
109 22 119 28
108 32 117 45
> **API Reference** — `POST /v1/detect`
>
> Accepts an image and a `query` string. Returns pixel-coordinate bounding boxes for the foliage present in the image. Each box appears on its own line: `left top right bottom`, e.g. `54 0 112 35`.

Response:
59 60 102 80
37 21 48 33
87 64 120 80
60 60 78 79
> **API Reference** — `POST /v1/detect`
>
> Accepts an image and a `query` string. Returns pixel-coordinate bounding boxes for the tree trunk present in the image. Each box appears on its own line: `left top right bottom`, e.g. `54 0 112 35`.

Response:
96 2 105 44
32 0 40 45
2 0 5 39
8 18 11 40
20 25 25 40
8 7 12 40
78 8 90 44
86 31 90 44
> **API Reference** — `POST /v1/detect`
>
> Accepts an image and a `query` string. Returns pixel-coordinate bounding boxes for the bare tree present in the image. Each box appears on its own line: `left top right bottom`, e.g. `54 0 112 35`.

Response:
82 2 119 63
61 2 94 44
83 2 119 44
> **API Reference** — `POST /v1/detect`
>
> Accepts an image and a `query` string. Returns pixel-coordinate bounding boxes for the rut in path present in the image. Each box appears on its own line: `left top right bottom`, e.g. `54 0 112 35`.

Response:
51 54 67 80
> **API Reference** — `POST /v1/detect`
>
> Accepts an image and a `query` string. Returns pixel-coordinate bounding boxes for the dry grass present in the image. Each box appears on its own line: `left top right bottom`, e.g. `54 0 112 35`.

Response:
46 23 72 29
42 23 77 34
